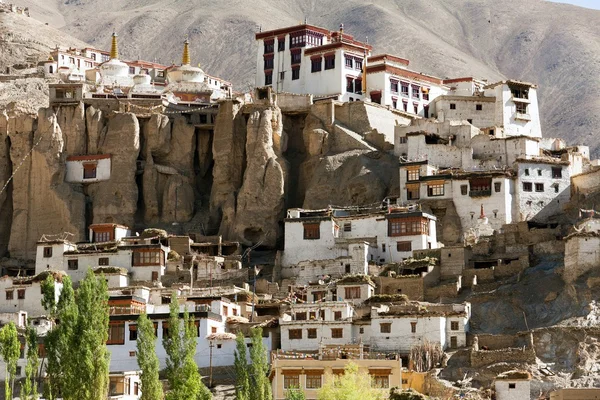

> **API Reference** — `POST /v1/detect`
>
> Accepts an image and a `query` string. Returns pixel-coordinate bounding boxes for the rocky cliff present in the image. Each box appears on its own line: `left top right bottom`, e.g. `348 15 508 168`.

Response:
0 98 399 260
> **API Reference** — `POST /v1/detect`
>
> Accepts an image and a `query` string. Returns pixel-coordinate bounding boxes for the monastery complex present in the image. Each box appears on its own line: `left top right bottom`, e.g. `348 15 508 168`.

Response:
0 19 599 400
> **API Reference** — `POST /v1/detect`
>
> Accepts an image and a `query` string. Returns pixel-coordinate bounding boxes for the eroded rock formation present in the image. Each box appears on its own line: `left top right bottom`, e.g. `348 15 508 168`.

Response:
0 98 402 260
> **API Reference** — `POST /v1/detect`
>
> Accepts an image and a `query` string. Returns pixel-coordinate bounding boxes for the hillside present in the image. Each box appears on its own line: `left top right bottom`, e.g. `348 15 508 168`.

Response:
13 0 600 155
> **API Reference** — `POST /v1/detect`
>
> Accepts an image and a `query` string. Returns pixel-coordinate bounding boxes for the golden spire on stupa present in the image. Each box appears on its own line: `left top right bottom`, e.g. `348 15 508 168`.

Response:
182 38 191 66
110 31 119 60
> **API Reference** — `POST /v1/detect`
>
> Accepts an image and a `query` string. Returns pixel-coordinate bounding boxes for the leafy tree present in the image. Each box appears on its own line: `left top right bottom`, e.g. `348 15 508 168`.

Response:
285 386 306 400
44 271 110 400
21 323 40 399
248 327 271 400
234 332 249 400
0 322 20 400
163 294 211 400
317 362 383 400
136 313 164 400
44 275 75 400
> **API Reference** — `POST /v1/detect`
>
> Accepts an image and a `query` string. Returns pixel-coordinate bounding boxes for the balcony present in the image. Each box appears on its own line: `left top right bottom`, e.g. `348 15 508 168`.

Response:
469 189 492 197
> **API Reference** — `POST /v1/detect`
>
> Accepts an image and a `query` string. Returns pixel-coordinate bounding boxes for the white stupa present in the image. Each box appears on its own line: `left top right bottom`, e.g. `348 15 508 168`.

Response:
98 32 133 87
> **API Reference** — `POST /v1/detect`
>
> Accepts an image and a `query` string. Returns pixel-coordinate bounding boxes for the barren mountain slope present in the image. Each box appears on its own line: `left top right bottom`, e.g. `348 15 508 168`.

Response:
12 0 600 154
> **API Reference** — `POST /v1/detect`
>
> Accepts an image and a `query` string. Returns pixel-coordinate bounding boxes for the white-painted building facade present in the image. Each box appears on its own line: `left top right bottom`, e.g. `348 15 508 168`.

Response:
494 372 531 400
362 302 470 353
281 207 438 271
106 300 271 372
35 224 169 284
394 80 591 236
65 154 111 183
279 298 470 354
254 24 497 118
255 24 371 102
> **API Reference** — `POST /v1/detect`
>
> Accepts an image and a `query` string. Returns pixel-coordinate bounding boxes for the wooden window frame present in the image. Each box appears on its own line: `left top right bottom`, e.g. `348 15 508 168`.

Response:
43 247 53 258
289 329 302 340
344 287 361 300
380 323 392 333
307 328 317 339
552 167 562 179
396 241 412 252
331 328 343 339
410 321 417 333
83 162 97 180
108 323 125 345
303 223 320 240
306 374 322 389
283 374 300 389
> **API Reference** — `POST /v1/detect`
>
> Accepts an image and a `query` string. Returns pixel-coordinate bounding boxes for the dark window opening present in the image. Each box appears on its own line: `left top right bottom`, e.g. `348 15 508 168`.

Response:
311 58 322 73
324 55 335 70
292 67 300 80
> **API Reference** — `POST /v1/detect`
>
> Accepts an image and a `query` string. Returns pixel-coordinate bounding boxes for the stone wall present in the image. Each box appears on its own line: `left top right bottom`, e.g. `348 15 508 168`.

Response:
425 278 461 301
470 347 536 368
377 275 424 301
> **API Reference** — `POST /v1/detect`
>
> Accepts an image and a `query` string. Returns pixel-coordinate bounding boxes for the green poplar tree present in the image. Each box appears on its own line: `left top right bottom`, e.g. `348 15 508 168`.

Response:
69 269 110 400
234 332 250 400
163 294 211 400
43 271 110 400
136 312 163 400
0 322 20 400
44 274 76 400
20 323 39 399
249 327 271 400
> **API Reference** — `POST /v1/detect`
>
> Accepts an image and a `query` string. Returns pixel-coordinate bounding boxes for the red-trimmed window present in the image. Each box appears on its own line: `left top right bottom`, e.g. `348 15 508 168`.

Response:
303 223 320 239
355 58 363 70
265 71 273 85
412 85 420 99
401 82 409 96
311 57 322 73
413 103 419 114
324 54 335 70
402 100 408 112
355 79 362 94
345 56 353 68
83 163 97 179
291 49 301 65
292 66 300 80
263 39 274 54
390 79 399 93
263 54 274 70
108 323 125 345
277 37 285 52
346 77 354 92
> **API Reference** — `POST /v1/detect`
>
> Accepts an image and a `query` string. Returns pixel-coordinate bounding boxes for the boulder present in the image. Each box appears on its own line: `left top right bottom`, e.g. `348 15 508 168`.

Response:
302 150 398 209
8 108 85 259
209 100 246 227
88 112 140 227
85 105 105 155
161 174 195 223
56 101 85 156
229 107 286 247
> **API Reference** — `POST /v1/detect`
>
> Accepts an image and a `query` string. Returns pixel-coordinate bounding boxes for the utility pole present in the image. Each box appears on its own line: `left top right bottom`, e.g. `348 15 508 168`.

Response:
209 340 214 388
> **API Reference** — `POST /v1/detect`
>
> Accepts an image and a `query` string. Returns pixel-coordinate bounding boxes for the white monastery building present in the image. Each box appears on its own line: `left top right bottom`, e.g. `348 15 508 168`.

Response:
280 205 438 283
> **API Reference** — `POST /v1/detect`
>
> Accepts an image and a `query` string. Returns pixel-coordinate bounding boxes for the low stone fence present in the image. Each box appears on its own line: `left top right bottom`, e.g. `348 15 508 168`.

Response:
470 347 536 368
